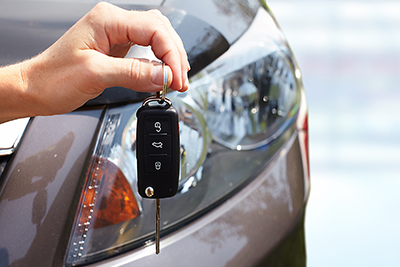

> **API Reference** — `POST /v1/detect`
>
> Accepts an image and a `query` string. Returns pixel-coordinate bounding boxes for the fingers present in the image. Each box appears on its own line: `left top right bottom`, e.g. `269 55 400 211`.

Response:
122 9 189 91
2 2 189 123
146 9 190 90
97 55 173 93
85 3 189 92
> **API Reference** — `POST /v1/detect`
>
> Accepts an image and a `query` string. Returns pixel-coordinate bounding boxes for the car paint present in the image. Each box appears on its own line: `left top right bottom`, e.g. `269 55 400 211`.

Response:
0 109 103 266
88 134 306 267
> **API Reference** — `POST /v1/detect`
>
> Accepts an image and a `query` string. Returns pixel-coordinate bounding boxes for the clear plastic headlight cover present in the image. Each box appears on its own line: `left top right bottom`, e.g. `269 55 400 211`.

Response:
189 49 298 150
65 7 302 266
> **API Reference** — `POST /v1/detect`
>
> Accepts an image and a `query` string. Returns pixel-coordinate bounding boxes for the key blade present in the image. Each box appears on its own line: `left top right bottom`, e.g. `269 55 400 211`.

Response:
156 198 161 254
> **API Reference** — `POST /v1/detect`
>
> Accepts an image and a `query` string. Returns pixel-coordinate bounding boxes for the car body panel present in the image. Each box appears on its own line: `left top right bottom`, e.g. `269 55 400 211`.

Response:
0 109 103 267
89 134 305 267
163 0 260 43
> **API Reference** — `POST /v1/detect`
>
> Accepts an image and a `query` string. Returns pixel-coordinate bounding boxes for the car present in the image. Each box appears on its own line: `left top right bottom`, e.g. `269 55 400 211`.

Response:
0 0 309 266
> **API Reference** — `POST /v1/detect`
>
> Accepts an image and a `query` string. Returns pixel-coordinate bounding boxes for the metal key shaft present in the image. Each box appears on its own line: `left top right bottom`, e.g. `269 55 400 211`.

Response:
156 198 160 254
145 187 161 254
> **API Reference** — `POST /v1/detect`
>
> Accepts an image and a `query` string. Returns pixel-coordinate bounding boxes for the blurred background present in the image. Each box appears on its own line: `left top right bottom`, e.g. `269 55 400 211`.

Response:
266 0 400 266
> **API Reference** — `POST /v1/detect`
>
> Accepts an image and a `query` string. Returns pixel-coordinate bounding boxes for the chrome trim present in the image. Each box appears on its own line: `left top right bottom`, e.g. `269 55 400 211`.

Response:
0 117 30 156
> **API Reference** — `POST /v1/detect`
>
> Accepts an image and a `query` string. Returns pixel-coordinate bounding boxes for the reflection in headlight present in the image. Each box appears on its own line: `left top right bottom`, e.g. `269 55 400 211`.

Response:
190 51 298 150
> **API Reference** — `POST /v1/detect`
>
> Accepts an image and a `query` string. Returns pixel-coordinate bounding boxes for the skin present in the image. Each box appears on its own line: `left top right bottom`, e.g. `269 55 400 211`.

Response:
0 2 190 124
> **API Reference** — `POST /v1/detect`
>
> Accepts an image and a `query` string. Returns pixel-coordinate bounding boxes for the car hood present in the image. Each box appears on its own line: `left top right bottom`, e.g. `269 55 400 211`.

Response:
0 0 260 105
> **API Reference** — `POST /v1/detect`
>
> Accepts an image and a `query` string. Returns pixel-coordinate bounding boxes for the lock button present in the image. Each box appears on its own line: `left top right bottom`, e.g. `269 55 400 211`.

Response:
144 116 171 135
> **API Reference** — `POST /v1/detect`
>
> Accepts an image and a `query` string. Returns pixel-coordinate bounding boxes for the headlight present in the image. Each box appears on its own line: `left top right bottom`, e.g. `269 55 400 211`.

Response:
189 49 297 151
65 7 302 266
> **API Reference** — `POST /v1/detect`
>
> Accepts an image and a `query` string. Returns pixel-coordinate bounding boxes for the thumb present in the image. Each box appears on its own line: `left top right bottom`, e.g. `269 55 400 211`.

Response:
100 56 173 93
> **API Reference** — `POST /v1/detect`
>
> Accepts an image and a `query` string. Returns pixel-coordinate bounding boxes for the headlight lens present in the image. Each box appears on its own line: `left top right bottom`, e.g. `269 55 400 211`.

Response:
66 7 301 266
189 50 298 150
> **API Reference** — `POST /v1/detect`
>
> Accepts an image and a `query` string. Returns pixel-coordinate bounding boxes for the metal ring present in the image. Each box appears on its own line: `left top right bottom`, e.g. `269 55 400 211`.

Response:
161 62 168 103
142 96 172 107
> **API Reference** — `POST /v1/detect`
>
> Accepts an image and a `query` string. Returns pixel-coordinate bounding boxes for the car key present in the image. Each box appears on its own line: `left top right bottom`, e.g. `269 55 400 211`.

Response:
136 63 180 254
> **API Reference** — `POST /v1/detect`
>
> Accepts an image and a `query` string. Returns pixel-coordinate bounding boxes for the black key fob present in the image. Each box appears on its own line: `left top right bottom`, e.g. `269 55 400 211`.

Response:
136 97 180 198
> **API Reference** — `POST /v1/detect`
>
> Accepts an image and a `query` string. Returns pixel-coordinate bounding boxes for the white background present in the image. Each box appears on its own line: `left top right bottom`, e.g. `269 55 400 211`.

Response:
267 0 400 266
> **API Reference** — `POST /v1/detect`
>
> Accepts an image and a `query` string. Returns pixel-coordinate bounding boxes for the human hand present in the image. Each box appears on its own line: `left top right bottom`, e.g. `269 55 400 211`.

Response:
17 2 189 118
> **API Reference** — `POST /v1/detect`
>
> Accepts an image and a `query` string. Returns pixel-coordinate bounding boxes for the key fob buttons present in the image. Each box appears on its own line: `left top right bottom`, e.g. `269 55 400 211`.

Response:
136 104 180 198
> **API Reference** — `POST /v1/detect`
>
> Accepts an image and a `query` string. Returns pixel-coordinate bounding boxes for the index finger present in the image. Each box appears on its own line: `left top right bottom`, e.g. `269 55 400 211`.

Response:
86 3 189 91
125 10 188 91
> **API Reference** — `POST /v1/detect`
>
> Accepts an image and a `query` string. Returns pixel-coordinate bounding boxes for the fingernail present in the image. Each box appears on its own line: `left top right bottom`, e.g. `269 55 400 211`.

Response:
151 62 163 85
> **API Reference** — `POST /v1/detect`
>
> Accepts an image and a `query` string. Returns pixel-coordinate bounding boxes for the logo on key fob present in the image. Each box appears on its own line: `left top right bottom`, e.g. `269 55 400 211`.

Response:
154 121 162 132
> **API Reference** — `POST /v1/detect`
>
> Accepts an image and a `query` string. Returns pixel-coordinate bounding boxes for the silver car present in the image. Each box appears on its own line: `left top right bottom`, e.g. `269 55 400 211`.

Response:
0 0 309 266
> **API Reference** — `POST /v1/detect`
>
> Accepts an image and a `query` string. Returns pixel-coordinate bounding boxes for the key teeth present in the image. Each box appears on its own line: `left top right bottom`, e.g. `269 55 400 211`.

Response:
156 198 161 254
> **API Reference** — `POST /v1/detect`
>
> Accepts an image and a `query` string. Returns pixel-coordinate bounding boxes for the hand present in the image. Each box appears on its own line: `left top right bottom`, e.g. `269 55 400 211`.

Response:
0 2 189 123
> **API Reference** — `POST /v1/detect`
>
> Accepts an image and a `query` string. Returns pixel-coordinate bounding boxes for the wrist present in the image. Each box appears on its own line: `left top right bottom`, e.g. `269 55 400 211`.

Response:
0 60 35 123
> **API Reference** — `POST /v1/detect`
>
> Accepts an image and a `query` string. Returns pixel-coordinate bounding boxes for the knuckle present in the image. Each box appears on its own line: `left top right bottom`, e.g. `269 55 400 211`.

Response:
87 2 113 22
147 9 163 16
147 9 169 24
129 59 142 87
93 1 109 12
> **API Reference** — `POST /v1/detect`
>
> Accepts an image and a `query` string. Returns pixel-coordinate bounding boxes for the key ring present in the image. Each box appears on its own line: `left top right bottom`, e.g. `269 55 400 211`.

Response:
142 96 172 107
155 62 168 104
